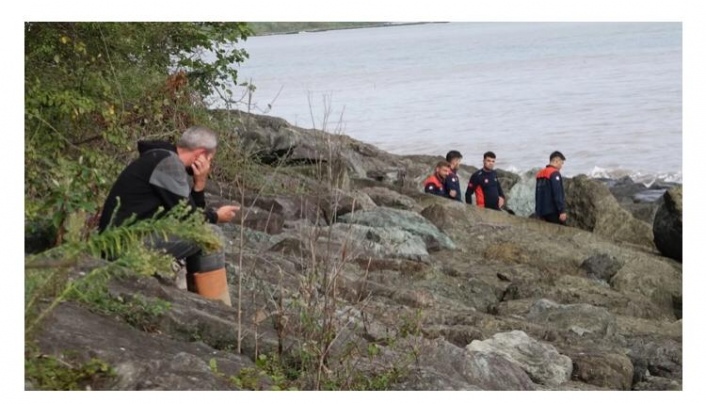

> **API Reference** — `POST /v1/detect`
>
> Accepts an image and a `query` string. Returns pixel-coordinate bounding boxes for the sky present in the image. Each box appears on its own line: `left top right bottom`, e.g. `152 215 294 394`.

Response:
5 0 704 401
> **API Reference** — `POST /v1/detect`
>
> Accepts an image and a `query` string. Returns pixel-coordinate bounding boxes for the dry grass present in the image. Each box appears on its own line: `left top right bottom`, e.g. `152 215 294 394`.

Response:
482 242 530 264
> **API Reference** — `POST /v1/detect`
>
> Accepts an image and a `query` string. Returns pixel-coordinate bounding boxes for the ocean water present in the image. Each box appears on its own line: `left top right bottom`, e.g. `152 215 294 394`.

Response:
215 22 682 184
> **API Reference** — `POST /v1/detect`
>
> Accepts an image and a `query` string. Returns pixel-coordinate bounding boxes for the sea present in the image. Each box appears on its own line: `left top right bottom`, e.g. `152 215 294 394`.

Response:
212 22 682 185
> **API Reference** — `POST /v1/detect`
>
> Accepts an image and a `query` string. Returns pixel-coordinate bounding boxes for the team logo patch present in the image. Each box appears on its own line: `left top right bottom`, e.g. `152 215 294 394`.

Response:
484 179 488 183
452 177 457 182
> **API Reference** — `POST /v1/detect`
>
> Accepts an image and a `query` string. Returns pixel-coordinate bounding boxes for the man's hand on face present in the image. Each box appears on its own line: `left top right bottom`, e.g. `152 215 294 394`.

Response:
449 189 457 198
192 153 212 191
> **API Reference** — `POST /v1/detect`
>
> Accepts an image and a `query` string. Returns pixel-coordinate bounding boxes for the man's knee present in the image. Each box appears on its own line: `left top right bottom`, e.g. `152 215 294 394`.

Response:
185 224 226 273
186 249 225 273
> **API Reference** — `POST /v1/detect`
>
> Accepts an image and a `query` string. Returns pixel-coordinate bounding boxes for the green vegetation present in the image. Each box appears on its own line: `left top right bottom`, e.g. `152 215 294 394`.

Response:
247 22 390 36
25 354 116 391
25 22 252 245
24 22 421 391
25 202 222 337
24 203 222 390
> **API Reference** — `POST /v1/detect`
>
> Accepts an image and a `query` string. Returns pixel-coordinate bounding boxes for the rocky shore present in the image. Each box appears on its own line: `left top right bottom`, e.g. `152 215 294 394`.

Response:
27 110 682 390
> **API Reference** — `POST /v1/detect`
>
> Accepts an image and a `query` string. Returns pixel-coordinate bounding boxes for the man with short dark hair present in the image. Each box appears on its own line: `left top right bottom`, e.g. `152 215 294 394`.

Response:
465 151 506 211
445 150 463 202
535 151 567 224
424 161 453 198
98 125 240 306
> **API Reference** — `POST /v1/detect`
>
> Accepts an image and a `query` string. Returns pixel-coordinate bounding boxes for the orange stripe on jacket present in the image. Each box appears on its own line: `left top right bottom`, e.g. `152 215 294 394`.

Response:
536 166 558 180
424 174 443 189
475 186 485 207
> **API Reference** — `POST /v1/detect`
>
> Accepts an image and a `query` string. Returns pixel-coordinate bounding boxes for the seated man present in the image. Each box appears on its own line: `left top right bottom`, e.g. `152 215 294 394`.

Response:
424 160 454 199
98 126 240 306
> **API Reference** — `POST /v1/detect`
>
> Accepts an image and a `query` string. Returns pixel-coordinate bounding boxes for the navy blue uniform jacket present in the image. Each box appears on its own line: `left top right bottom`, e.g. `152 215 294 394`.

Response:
424 174 450 198
535 165 565 217
445 169 462 201
465 169 505 210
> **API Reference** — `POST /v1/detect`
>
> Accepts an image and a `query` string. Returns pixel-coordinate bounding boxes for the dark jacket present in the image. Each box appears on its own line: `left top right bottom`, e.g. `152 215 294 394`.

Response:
445 169 463 201
535 165 565 217
424 174 450 198
98 140 216 232
465 169 505 210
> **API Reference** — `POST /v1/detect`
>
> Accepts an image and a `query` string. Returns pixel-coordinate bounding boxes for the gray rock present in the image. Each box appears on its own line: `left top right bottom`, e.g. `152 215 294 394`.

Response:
579 253 623 283
633 375 682 391
318 189 377 224
338 207 456 251
610 257 682 320
34 303 261 390
392 367 483 390
564 175 655 249
505 170 539 218
563 348 634 390
411 337 537 390
330 223 432 261
625 336 682 381
527 299 617 338
466 330 573 386
359 186 418 210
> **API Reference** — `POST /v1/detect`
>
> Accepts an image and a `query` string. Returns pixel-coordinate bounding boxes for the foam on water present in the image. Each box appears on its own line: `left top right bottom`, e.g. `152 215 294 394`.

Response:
585 166 682 186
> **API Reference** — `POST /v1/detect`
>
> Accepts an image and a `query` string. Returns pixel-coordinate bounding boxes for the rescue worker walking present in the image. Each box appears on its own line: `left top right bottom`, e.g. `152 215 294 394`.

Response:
535 151 567 224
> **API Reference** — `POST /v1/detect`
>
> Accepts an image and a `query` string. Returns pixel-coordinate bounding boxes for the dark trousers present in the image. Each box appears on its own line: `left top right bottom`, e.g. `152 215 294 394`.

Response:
144 224 225 273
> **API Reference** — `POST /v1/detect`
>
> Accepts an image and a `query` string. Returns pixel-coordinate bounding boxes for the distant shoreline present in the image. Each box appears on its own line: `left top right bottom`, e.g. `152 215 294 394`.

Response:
253 22 447 37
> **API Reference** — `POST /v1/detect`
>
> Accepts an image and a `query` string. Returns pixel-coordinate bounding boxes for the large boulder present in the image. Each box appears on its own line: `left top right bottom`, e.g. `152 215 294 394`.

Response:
230 110 406 183
598 176 662 224
358 186 418 210
579 253 623 283
328 223 433 262
34 302 262 390
526 299 617 338
564 175 655 249
652 186 682 262
338 207 456 251
505 170 539 217
400 337 537 390
466 330 573 386
318 189 377 224
562 348 634 390
610 256 682 320
496 169 522 201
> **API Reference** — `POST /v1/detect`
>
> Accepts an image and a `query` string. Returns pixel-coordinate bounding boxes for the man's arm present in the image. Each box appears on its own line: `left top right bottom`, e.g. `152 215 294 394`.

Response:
189 153 239 223
496 172 506 208
550 172 566 214
425 182 447 196
465 174 479 204
445 174 461 200
148 153 220 223
496 172 505 199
